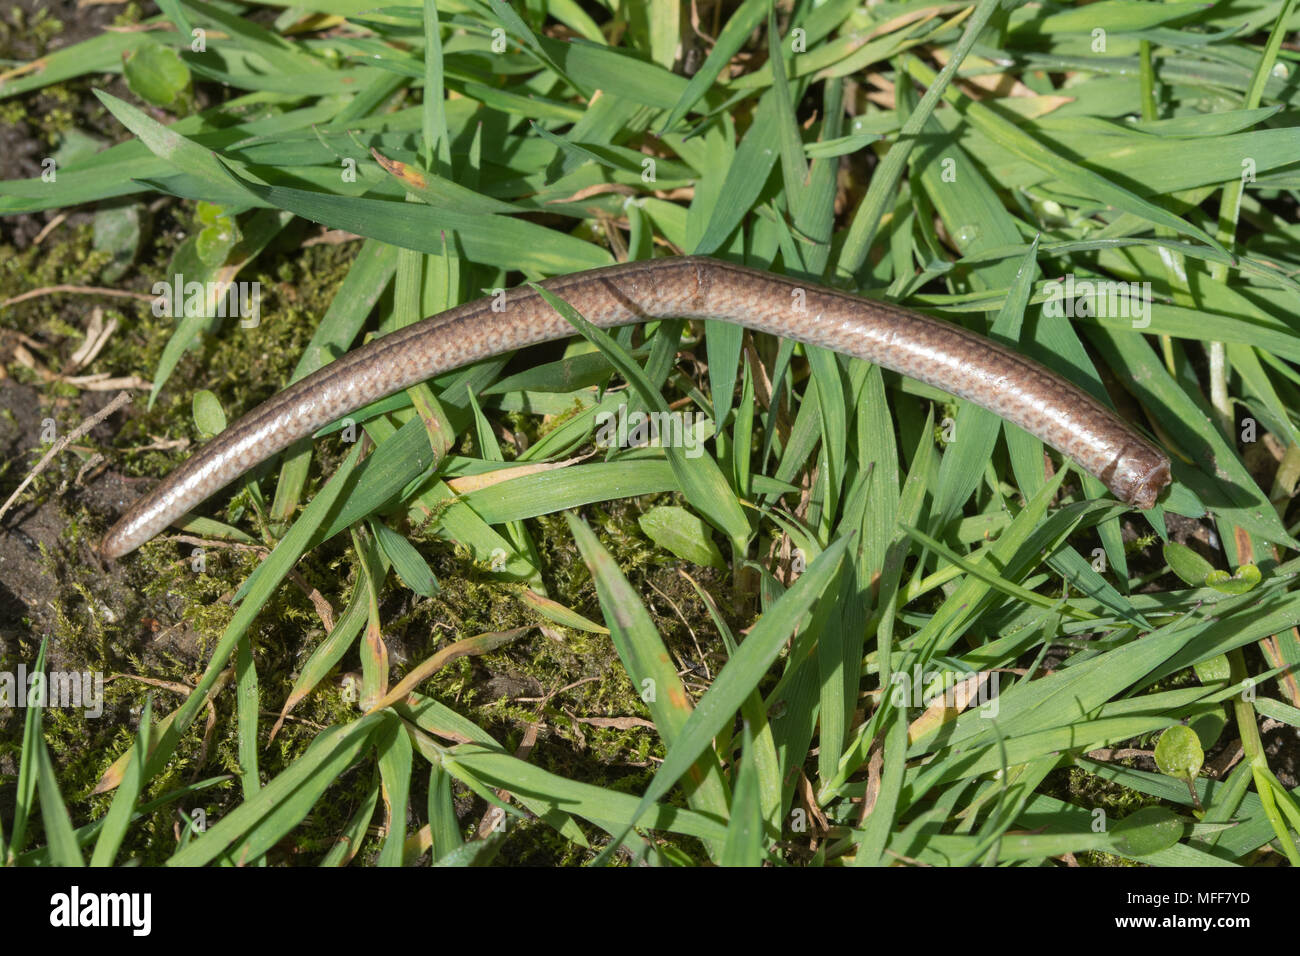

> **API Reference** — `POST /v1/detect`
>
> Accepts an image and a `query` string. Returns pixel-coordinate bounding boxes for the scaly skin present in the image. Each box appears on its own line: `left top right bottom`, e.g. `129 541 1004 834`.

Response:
100 256 1170 558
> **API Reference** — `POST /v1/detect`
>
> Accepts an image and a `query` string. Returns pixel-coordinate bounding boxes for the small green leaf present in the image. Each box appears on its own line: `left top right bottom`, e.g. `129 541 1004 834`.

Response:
1109 806 1184 857
1188 706 1227 751
194 228 234 267
196 201 225 226
194 208 240 267
192 390 227 439
1193 653 1232 684
370 521 439 597
638 505 726 570
122 38 192 110
1205 564 1261 595
1163 541 1214 586
1154 725 1204 781
93 202 144 283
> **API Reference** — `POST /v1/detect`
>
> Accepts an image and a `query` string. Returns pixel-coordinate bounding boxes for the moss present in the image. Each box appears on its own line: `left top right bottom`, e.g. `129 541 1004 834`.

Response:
270 473 750 864
110 3 146 30
0 198 384 862
0 4 64 59
1 226 110 331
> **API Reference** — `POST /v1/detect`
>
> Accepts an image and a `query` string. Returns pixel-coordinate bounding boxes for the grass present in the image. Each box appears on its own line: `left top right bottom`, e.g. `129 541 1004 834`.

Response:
0 0 1299 866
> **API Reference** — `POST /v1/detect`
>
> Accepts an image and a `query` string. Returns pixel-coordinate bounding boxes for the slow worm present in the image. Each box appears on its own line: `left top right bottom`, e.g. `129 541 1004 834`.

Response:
100 256 1170 559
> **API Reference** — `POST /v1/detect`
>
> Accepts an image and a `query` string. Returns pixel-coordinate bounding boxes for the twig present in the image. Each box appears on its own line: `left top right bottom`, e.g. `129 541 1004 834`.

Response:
0 284 155 309
0 390 132 525
32 212 68 246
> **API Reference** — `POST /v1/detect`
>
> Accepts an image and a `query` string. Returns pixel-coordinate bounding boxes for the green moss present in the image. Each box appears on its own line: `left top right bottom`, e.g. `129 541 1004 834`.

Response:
111 3 146 30
0 205 387 862
0 4 64 58
0 212 758 853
